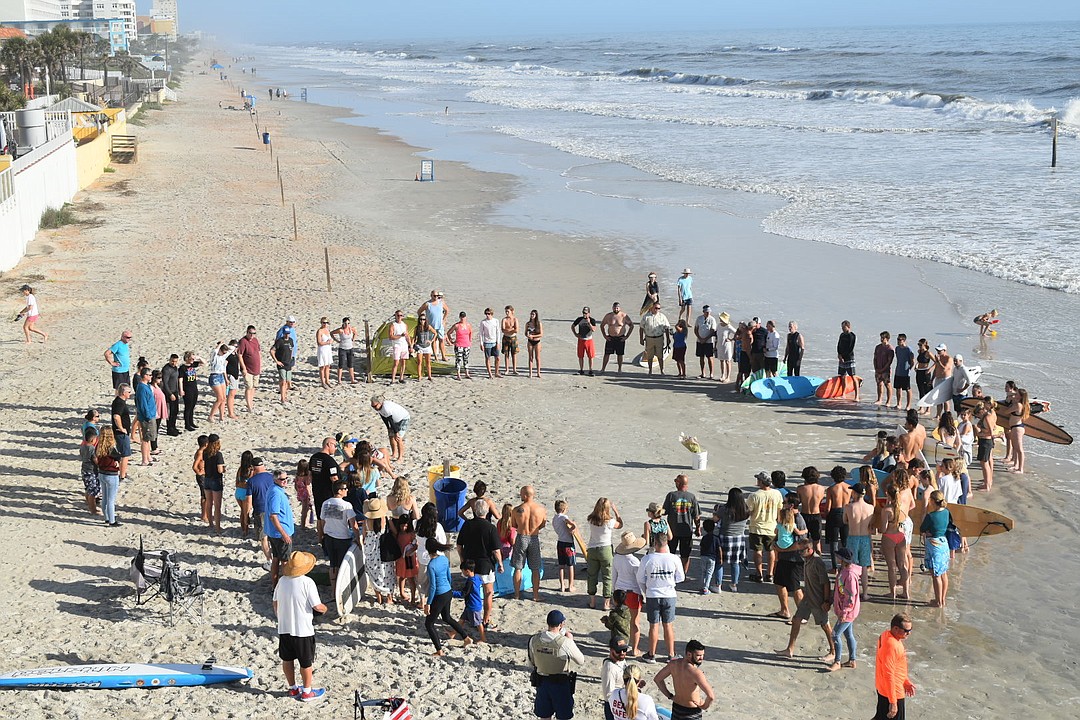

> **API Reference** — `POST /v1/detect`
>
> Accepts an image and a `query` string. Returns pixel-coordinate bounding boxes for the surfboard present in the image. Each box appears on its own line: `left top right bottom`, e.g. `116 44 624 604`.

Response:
573 530 589 562
492 557 544 598
738 363 789 391
632 350 671 369
0 663 252 690
925 430 960 461
334 542 367 620
916 366 982 409
815 375 861 399
960 398 1073 445
749 375 824 401
908 501 1013 538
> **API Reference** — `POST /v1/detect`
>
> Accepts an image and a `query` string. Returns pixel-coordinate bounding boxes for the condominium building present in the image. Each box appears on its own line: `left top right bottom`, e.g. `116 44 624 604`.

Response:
59 0 135 40
0 0 64 22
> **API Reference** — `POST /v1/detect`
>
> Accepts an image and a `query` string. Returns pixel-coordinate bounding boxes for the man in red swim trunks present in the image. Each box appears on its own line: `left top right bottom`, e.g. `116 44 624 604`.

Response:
572 307 598 376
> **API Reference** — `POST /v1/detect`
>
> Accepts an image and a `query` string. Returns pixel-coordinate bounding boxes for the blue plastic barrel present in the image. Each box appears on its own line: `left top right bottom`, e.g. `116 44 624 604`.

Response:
262 131 271 145
433 477 467 533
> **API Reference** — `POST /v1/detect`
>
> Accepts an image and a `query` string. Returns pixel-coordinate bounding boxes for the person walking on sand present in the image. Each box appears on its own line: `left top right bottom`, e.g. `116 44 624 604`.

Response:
653 640 714 720
273 551 327 703
874 614 917 720
388 310 410 384
775 540 834 663
456 498 504 627
783 320 804 377
837 320 858 399
676 268 693 323
874 331 895 406
330 317 358 384
236 325 262 411
502 305 520 375
371 395 410 463
693 305 717 379
637 533 684 663
424 539 472 657
639 302 672 376
601 302 634 375
479 308 501 378
16 285 47 343
823 547 861 672
447 311 474 380
513 485 548 601
315 317 333 389
528 610 586 720
572 306 599 376
105 330 134 389
525 309 544 378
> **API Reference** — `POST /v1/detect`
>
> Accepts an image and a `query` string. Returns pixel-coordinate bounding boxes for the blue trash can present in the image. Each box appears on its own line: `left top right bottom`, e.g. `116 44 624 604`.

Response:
433 477 466 533
262 131 271 145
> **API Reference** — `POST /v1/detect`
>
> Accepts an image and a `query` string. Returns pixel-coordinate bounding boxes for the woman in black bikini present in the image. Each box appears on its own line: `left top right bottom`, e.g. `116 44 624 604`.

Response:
525 309 543 378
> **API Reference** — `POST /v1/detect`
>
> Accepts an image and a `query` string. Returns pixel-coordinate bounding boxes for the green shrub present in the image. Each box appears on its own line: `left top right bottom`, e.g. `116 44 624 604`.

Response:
39 205 77 229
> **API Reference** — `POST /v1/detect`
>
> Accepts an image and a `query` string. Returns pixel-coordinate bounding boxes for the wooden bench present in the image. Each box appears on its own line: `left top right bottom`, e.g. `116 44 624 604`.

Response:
110 134 138 163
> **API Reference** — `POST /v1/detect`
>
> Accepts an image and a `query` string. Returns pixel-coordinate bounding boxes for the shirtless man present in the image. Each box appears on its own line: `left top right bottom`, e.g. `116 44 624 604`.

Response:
897 409 927 465
931 343 954 418
796 466 826 555
315 317 334 389
511 485 547 601
823 467 852 570
501 306 520 376
843 483 875 600
975 400 997 492
600 302 634 374
654 640 714 720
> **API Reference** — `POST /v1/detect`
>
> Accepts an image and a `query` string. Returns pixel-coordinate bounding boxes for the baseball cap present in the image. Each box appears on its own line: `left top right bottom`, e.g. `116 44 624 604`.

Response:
610 638 630 653
836 547 854 562
287 315 297 323
935 343 947 351
251 456 265 467
754 471 770 484
546 610 566 627
702 304 710 311
954 353 964 362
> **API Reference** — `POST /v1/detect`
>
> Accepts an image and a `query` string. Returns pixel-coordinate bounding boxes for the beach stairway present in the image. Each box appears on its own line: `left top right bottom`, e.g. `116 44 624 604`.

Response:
110 134 138 163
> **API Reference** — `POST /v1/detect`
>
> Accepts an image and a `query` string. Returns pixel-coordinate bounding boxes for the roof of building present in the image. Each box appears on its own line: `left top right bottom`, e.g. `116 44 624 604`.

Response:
47 97 103 113
0 27 30 40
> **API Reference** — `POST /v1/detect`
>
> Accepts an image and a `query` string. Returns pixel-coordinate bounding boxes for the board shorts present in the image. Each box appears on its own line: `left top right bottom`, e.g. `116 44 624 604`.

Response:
388 417 410 437
793 597 830 625
502 335 518 354
244 372 260 389
460 609 483 628
695 342 714 358
139 419 157 442
894 374 910 391
837 360 856 377
671 702 704 720
392 345 409 361
511 533 542 571
604 338 626 357
825 508 847 545
764 357 779 372
322 534 353 569
643 336 665 362
749 352 764 372
278 634 316 668
338 348 354 369
483 342 498 359
847 534 872 567
277 367 293 382
804 515 822 542
738 352 751 374
748 533 773 552
317 345 333 367
577 338 596 359
977 437 994 462
115 432 132 458
556 540 576 567
269 535 292 561
645 596 676 624
668 535 694 560
82 469 101 498
773 554 803 591
209 372 226 387
875 370 891 384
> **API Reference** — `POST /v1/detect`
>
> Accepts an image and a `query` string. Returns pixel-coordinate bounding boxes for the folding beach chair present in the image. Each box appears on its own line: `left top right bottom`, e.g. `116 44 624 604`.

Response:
354 690 414 720
130 537 205 625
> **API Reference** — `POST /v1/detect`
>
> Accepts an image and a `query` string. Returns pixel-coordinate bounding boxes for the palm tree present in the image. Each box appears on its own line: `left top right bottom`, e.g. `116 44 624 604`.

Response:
38 26 78 86
0 36 35 90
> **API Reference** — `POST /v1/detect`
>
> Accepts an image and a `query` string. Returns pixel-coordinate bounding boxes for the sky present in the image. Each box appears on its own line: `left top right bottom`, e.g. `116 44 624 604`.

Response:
139 1 1080 44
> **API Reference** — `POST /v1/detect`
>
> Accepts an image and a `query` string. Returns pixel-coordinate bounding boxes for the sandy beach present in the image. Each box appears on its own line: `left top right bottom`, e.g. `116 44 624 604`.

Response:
0 62 1077 719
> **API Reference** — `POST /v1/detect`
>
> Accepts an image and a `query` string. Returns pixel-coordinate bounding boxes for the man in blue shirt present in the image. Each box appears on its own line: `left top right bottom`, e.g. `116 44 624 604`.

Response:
248 458 276 571
134 368 157 468
265 468 296 587
104 330 133 389
676 269 693 323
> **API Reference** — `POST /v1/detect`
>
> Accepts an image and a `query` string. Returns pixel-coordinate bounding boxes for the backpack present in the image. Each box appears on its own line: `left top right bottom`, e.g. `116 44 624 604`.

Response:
379 532 402 563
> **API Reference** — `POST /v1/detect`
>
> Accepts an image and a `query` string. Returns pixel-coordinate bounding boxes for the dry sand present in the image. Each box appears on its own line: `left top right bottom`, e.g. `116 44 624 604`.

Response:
0 65 1076 719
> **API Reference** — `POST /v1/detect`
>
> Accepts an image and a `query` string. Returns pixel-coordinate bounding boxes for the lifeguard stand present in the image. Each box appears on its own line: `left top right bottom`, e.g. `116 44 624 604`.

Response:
418 159 434 182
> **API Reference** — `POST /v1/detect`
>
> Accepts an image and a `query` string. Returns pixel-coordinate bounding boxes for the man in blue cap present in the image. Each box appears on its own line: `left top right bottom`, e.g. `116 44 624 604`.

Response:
528 610 585 720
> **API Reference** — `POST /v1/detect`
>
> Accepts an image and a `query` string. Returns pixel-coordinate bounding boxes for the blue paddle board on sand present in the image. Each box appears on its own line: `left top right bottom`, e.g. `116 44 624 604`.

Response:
749 376 825 400
0 663 253 690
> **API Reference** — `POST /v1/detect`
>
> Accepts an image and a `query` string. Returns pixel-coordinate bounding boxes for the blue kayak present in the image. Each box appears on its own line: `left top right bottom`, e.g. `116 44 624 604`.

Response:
749 375 825 400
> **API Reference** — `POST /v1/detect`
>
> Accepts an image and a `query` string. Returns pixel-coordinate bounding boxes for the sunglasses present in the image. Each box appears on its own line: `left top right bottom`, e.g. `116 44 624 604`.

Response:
899 626 913 635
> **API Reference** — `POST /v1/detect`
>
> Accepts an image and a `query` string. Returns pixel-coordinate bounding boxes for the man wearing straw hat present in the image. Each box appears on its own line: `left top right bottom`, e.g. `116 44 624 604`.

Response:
273 551 327 703
715 312 735 383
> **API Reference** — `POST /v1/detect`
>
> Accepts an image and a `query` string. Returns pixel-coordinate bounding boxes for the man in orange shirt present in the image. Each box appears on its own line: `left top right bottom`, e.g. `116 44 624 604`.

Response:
875 613 917 719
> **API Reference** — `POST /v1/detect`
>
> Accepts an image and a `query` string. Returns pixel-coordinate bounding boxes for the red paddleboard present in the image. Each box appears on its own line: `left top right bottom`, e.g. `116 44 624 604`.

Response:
815 375 862 399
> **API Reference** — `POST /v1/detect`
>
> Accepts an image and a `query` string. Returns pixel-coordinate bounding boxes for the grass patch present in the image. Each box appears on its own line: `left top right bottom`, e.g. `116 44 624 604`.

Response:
103 166 116 173
167 79 181 89
39 205 78 229
142 102 163 111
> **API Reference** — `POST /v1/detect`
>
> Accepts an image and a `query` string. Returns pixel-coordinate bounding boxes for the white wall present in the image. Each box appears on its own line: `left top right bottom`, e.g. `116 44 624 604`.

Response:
0 131 78 272
0 0 63 21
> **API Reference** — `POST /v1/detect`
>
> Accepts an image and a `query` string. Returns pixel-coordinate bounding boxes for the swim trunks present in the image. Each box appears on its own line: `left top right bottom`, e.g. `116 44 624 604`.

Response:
502 334 518 354
671 702 703 720
847 534 872 567
604 338 626 357
511 533 542 571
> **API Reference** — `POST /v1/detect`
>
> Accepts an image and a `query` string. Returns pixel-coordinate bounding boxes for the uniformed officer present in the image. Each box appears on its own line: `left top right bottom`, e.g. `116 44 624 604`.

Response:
528 610 586 720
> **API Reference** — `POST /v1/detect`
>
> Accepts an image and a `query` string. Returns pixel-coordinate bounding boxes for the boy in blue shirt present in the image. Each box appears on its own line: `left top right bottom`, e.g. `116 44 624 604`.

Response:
451 559 488 643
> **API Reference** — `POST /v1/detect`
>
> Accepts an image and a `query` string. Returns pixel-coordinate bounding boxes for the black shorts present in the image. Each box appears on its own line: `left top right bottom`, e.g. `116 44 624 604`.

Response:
278 634 316 668
322 535 353 569
764 357 779 372
825 508 847 544
669 534 693 560
750 352 765 372
977 437 994 463
604 338 626 357
738 352 751 374
269 535 292 561
338 348 354 369
874 693 906 720
804 515 822 542
894 374 911 391
773 555 803 592
695 342 714 358
672 346 687 362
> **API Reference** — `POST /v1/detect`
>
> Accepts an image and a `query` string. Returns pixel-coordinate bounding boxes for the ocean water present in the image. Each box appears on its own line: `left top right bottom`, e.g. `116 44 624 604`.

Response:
257 22 1080 292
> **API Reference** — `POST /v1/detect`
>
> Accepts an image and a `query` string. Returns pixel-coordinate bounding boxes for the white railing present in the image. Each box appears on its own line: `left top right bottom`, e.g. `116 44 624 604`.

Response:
44 110 73 140
0 166 13 206
1 132 78 271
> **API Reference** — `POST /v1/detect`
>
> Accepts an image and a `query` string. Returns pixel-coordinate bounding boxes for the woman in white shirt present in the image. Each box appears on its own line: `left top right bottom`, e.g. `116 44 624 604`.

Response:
586 497 624 611
206 343 231 423
18 284 47 343
607 664 660 720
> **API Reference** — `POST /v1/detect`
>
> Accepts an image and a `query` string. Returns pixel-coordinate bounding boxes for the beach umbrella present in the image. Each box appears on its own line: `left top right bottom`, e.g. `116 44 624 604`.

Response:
210 63 224 69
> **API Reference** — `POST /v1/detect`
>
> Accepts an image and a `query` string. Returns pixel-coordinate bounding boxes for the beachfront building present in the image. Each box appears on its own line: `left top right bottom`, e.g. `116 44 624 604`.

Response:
0 0 63 21
150 0 177 38
3 17 128 53
59 0 135 40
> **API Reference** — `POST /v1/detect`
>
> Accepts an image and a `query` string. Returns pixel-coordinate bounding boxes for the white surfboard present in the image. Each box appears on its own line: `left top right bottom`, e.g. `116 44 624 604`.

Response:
916 366 982 408
334 542 367 620
0 663 252 690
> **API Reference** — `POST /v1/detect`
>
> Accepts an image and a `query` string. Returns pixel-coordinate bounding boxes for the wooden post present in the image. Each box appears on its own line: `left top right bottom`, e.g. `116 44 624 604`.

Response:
442 458 451 478
324 247 332 293
363 320 373 383
1051 117 1058 168
292 203 297 242
277 158 284 206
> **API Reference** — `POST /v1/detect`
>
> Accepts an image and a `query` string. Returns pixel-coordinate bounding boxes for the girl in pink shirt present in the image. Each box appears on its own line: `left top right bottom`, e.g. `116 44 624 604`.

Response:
448 312 473 380
827 548 862 671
